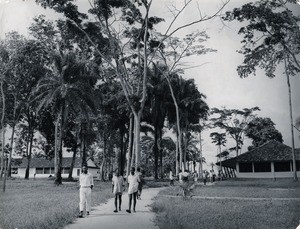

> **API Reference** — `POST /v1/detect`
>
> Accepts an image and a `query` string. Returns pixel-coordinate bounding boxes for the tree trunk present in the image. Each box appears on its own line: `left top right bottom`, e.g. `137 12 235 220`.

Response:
235 138 239 157
2 156 7 192
134 113 142 168
165 76 183 171
99 159 106 181
198 130 203 176
159 130 164 179
68 146 77 180
219 145 222 180
284 55 298 181
0 128 5 179
82 129 87 166
55 106 64 185
0 80 6 179
126 116 134 178
118 127 126 175
160 149 163 178
153 128 159 179
183 132 187 170
175 131 179 176
7 124 16 177
54 116 59 177
25 130 34 179
7 93 18 178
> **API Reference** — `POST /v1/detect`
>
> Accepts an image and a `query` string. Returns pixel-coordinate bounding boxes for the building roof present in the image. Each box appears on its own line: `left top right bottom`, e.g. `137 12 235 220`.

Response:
217 140 300 169
18 157 98 169
11 158 23 168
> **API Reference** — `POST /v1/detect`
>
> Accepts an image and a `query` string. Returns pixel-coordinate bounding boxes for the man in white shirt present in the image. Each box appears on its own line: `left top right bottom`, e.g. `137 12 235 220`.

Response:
178 169 183 184
126 167 140 213
78 165 94 218
169 170 174 186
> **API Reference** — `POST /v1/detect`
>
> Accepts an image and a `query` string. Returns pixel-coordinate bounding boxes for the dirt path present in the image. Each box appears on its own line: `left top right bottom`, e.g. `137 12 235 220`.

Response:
64 188 165 229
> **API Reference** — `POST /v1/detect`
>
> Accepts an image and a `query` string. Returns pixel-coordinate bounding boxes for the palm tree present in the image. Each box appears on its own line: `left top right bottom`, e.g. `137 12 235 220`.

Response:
210 132 227 179
34 50 95 185
167 75 209 172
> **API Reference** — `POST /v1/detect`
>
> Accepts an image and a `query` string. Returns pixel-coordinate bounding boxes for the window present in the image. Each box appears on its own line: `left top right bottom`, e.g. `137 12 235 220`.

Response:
239 162 253 173
63 168 70 174
274 162 291 172
291 162 300 171
36 168 43 174
254 162 271 172
77 169 80 176
44 168 51 174
11 168 18 174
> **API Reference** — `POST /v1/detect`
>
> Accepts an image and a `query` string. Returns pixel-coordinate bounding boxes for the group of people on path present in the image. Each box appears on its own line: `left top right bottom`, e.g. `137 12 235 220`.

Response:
169 169 220 187
169 169 199 186
78 165 144 218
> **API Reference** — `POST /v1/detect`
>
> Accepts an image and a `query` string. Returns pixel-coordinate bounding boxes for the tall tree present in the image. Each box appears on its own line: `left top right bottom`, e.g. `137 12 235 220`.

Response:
153 30 214 174
245 117 283 150
210 132 227 177
223 0 299 181
35 0 229 171
190 121 209 175
34 50 96 185
95 80 130 176
295 117 300 140
142 65 170 179
164 75 209 173
210 107 260 157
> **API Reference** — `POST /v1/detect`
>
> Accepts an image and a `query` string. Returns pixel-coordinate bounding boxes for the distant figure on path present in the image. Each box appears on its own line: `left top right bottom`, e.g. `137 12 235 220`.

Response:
178 169 183 184
193 172 198 183
182 169 190 182
209 170 213 183
112 171 125 212
212 170 216 182
169 170 174 186
126 167 140 213
203 171 208 185
78 165 94 218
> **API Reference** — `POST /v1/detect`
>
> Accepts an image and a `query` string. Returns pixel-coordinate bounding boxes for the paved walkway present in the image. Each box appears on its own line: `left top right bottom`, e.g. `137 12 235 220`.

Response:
65 188 165 229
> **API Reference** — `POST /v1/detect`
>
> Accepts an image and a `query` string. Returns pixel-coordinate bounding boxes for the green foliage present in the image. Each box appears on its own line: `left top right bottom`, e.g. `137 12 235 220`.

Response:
210 132 227 147
210 107 260 155
245 117 283 149
223 0 300 78
167 75 209 127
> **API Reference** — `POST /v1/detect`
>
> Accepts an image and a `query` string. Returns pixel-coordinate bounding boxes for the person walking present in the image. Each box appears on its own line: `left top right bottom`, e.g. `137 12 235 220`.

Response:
78 165 94 218
203 170 208 185
112 171 125 213
169 170 174 186
126 167 140 213
178 169 183 184
212 170 216 182
193 172 198 183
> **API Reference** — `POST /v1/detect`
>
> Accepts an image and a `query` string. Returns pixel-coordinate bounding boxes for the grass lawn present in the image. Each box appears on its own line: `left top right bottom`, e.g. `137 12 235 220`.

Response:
0 178 112 229
151 179 300 229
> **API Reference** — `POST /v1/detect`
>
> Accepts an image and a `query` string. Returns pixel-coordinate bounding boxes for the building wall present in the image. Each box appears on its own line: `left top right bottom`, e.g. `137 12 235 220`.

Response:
14 167 99 179
236 162 300 178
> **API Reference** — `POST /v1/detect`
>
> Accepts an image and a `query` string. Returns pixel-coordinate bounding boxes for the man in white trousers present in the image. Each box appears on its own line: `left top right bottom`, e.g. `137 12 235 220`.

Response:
78 165 94 218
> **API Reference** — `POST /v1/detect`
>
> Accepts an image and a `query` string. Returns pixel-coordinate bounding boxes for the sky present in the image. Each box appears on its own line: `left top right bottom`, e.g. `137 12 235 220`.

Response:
1 0 300 167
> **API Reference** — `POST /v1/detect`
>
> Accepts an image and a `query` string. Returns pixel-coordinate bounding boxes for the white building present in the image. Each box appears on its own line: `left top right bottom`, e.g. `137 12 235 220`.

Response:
218 140 300 179
15 157 99 179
